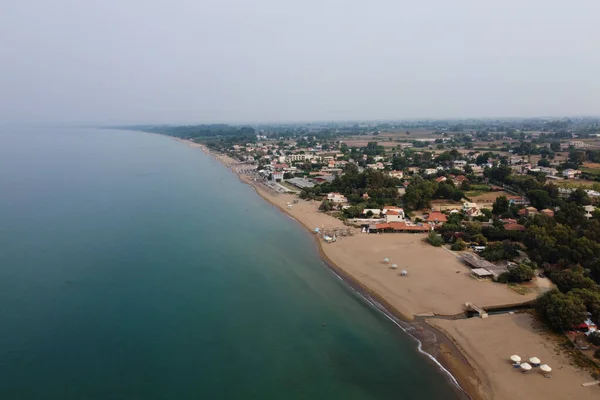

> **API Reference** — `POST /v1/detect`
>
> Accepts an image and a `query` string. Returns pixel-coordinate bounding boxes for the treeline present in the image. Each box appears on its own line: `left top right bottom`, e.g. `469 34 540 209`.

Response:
300 166 401 211
133 124 256 141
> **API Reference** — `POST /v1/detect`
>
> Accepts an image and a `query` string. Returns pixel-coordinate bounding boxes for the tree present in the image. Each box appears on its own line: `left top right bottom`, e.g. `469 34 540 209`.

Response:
404 176 437 210
451 238 468 251
588 331 600 346
551 268 596 293
527 189 552 210
508 264 535 282
569 288 600 322
568 188 591 206
319 200 333 212
428 231 444 247
537 158 551 167
492 196 510 215
536 289 587 331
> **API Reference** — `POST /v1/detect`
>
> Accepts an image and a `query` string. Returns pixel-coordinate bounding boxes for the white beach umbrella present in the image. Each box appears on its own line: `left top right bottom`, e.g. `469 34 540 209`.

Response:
520 362 532 372
510 355 521 363
539 364 552 373
401 270 408 276
391 264 398 269
383 258 389 263
529 357 540 365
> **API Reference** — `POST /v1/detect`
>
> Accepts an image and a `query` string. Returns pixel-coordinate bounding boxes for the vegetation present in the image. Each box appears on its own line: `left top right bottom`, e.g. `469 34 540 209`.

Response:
536 289 587 331
451 238 468 251
589 332 600 347
428 231 444 247
508 264 535 282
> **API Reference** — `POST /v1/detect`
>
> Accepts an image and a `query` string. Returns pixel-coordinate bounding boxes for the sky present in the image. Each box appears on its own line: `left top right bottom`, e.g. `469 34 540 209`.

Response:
1 0 600 125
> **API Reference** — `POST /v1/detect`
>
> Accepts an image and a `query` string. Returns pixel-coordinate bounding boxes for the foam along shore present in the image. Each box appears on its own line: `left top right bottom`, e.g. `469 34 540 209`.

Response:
177 138 599 400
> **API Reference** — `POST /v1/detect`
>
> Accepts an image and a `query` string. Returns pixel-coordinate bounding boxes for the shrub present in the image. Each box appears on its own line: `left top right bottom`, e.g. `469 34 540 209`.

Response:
594 349 600 360
508 264 535 282
589 331 600 346
536 289 587 332
496 272 509 283
451 239 468 251
428 231 444 247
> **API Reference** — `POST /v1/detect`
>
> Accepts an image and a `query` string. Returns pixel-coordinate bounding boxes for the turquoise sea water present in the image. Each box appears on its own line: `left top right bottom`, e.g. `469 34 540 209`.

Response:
0 128 462 399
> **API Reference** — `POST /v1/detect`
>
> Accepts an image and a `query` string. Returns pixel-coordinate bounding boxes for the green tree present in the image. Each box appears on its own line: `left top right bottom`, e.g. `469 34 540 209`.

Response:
404 176 438 210
451 238 468 251
551 268 596 293
319 200 333 212
492 196 510 215
527 189 552 210
536 289 587 331
508 264 535 282
568 188 591 206
428 231 444 247
569 288 600 321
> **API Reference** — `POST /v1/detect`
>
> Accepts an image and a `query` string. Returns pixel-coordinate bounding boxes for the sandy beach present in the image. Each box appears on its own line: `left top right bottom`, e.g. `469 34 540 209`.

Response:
429 313 600 400
179 138 600 400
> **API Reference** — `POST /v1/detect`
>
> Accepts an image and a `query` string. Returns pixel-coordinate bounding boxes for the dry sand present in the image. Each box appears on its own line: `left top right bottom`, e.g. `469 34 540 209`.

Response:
429 313 600 400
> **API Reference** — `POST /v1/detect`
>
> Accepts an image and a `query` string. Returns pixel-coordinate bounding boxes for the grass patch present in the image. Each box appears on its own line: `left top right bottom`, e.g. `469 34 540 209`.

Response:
580 167 600 176
469 184 491 192
507 283 532 295
465 191 483 198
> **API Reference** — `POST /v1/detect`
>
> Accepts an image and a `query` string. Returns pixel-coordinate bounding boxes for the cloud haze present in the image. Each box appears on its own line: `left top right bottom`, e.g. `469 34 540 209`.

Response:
1 0 599 124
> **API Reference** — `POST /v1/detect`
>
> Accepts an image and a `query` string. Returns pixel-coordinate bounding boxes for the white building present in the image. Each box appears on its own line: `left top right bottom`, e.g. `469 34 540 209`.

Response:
327 192 348 203
272 172 284 181
385 208 405 222
453 160 467 169
562 169 581 179
389 170 404 179
424 168 437 175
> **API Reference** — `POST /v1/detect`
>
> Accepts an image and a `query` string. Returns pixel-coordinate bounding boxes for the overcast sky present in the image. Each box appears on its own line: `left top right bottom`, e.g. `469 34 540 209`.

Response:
2 1 599 125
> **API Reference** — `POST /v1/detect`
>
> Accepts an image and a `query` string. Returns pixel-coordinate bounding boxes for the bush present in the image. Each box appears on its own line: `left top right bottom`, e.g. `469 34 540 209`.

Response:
594 349 600 360
496 272 509 283
451 239 468 251
428 231 444 247
508 264 535 282
319 200 333 212
589 331 600 346
536 289 587 331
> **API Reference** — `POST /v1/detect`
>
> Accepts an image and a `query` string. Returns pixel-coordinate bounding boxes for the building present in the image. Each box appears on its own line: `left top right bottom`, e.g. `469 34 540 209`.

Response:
453 160 467 169
562 169 581 179
504 223 526 231
463 202 482 218
540 208 555 217
424 168 437 175
584 205 596 219
453 175 468 186
389 170 404 179
435 176 447 183
327 192 348 203
385 209 405 223
272 172 284 181
569 141 587 148
424 211 447 225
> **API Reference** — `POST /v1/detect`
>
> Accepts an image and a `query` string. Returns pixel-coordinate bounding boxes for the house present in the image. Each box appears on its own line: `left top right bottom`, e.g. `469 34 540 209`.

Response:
435 176 447 183
569 141 587 148
453 175 468 186
327 192 348 203
424 168 437 175
518 206 539 217
453 160 467 169
389 170 404 179
272 172 284 181
383 205 403 214
540 208 555 217
584 205 596 219
425 211 447 224
385 209 405 223
562 169 581 179
504 223 526 231
462 202 482 218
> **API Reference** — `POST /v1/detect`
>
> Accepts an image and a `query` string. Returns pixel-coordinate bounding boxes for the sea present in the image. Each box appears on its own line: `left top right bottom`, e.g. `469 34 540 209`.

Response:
0 127 463 399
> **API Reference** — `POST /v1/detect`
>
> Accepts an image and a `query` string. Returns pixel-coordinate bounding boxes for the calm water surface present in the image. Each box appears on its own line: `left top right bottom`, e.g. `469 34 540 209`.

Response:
0 128 462 399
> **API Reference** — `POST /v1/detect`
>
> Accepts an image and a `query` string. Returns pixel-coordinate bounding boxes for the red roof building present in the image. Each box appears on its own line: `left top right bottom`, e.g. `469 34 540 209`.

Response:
504 223 526 231
425 212 448 223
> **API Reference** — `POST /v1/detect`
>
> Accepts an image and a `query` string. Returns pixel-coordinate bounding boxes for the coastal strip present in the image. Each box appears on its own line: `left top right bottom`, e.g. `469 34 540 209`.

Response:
172 137 480 400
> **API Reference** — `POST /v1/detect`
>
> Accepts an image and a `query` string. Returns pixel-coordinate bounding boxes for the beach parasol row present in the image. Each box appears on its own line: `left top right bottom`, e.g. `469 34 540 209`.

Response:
520 362 532 372
510 355 521 363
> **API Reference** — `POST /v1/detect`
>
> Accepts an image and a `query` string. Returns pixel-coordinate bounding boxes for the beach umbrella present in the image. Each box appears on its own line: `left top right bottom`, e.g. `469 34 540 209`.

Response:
391 264 398 269
510 355 521 363
383 258 389 263
520 362 532 372
529 357 540 366
401 270 408 276
539 364 552 373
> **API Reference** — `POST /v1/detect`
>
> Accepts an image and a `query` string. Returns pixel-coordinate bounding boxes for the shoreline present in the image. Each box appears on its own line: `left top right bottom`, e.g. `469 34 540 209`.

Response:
173 137 478 400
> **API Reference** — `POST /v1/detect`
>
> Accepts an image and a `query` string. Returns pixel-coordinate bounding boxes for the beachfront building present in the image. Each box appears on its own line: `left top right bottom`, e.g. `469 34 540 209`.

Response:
385 209 405 223
326 192 348 203
272 172 284 181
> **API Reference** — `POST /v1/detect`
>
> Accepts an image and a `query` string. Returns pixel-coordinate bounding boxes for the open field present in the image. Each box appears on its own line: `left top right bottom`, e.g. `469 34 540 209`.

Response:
551 179 599 188
429 313 600 400
470 191 518 204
